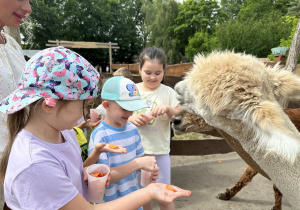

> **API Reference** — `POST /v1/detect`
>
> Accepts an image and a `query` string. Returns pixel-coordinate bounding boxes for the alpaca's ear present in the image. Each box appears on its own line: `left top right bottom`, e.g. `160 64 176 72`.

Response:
273 71 300 106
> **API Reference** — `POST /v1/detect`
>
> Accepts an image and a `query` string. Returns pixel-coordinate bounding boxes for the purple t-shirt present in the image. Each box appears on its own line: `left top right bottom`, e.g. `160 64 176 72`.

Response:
4 129 86 209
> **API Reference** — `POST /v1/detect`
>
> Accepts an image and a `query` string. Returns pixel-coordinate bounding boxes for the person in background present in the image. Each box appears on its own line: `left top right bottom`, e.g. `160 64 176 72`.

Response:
113 67 133 80
0 0 32 208
0 46 191 210
129 47 181 210
74 120 101 162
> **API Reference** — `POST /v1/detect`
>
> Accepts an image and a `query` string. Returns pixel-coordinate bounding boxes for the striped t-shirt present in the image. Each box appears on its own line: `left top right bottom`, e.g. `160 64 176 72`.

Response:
88 121 144 204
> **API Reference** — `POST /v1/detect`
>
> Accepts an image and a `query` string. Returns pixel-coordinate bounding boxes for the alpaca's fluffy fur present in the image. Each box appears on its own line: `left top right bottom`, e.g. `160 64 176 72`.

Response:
175 51 300 209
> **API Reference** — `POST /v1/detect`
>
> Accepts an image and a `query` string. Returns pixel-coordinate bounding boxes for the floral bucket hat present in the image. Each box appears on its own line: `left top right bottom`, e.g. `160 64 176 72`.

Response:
0 46 100 114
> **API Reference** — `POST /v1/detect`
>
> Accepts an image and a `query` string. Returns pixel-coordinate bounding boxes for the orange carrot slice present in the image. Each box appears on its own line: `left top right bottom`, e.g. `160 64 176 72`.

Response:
109 144 119 149
90 172 100 177
90 171 107 177
166 184 177 192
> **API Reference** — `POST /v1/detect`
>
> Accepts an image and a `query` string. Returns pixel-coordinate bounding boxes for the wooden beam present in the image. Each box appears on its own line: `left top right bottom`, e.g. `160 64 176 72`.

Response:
109 42 112 74
170 139 233 156
47 40 119 49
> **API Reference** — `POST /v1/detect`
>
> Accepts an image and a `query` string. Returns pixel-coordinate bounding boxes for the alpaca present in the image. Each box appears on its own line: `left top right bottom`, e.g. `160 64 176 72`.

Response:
174 51 300 209
172 109 300 209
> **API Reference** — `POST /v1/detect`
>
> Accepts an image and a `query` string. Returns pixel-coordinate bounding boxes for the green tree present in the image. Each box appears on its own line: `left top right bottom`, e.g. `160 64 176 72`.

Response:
185 30 220 60
287 0 300 17
26 0 144 64
142 0 182 64
220 0 247 20
216 12 292 57
110 0 144 63
237 0 291 21
26 0 63 49
173 0 224 54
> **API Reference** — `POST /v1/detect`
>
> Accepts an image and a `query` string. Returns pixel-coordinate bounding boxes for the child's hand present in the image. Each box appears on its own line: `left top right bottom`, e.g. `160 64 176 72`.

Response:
87 119 101 128
105 172 111 188
137 156 157 171
129 113 149 126
146 183 191 203
83 167 88 182
95 143 127 154
104 144 127 154
77 119 101 129
151 105 170 117
150 165 159 183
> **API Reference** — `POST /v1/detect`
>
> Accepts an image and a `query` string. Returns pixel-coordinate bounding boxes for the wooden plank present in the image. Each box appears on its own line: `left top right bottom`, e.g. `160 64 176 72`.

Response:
170 139 233 156
119 62 193 77
47 41 119 49
111 64 129 70
128 63 139 74
166 63 193 76
48 40 118 45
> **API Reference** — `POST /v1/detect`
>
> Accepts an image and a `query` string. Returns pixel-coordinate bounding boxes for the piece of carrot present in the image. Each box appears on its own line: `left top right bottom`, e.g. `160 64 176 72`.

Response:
166 184 177 192
90 172 100 177
109 144 119 149
90 171 107 177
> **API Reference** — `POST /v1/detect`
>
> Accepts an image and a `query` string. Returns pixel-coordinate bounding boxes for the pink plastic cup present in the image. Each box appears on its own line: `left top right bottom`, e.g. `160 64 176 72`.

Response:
140 169 152 187
90 109 102 123
86 164 110 203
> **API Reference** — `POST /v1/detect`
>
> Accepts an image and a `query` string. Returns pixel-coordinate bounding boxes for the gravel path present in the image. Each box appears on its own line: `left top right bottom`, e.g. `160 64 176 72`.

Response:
153 152 292 210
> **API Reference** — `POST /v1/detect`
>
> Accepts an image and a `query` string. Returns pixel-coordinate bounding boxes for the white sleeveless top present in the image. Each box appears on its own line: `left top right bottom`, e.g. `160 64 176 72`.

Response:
0 33 25 154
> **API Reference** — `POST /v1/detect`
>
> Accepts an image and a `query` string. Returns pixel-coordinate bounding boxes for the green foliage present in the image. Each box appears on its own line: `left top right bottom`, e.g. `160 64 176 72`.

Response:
173 0 223 54
237 0 291 21
220 0 247 20
267 16 299 62
142 0 182 64
279 16 299 47
267 53 274 61
20 0 299 65
185 30 220 60
25 0 143 64
216 12 292 57
287 0 300 17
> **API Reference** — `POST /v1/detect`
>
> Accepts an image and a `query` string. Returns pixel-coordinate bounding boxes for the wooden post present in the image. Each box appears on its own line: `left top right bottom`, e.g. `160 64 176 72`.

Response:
109 42 112 74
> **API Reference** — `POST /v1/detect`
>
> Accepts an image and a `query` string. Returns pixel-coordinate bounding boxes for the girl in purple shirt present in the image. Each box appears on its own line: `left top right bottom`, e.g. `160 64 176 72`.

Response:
0 46 191 210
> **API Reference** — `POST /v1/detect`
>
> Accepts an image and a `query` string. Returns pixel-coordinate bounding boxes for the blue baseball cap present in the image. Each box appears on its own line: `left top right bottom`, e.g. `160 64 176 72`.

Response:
101 76 148 111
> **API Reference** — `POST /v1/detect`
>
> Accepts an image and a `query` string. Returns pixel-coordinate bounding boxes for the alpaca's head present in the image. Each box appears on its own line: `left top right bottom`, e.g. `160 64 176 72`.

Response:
172 109 215 133
175 51 300 164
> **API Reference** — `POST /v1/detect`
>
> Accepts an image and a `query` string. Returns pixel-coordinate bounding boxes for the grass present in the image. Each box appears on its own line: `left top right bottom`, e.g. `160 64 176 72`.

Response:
172 131 200 140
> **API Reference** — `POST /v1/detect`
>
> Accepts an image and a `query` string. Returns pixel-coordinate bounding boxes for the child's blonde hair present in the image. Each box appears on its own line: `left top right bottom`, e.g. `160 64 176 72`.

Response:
113 67 133 80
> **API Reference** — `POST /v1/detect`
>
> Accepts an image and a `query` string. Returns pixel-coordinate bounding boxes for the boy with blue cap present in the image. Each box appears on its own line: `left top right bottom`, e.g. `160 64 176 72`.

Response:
88 76 159 207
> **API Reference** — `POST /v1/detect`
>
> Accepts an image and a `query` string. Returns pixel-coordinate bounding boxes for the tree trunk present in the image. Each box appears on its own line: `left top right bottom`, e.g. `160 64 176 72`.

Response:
3 26 22 46
284 19 300 73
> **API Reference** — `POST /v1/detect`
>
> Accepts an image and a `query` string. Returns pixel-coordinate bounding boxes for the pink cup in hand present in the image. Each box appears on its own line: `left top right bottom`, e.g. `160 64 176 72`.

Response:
140 169 152 187
90 109 102 123
144 109 155 123
86 164 110 203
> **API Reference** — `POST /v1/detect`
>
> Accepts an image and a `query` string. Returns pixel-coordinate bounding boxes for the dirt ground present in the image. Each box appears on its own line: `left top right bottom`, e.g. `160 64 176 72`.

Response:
153 152 292 210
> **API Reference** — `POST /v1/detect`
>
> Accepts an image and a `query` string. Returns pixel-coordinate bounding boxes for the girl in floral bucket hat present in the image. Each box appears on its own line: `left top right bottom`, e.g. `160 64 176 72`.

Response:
0 46 191 210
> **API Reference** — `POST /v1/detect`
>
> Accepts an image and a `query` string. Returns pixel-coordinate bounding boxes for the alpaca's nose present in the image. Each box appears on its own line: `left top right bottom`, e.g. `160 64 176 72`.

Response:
172 118 182 125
